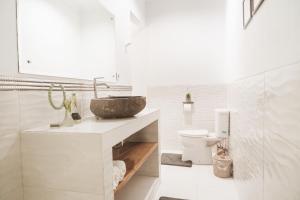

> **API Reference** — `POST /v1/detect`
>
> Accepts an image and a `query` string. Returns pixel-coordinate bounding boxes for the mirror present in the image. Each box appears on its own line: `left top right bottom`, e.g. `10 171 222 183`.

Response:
17 0 117 81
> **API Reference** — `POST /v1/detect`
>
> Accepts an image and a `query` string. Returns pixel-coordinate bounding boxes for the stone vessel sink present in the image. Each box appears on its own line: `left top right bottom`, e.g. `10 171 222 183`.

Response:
90 96 146 119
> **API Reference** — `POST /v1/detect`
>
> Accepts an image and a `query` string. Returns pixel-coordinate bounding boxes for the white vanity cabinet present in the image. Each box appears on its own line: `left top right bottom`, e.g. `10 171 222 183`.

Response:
21 109 160 200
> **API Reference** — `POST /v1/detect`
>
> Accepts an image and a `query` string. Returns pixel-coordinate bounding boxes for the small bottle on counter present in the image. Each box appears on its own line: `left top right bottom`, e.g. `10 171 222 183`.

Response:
71 93 82 122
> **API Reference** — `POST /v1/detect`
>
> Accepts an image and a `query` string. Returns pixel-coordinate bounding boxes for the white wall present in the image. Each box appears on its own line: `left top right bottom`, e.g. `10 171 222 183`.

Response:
129 0 229 153
227 1 300 200
129 0 228 96
128 27 148 96
148 85 227 152
226 0 300 81
144 0 227 86
0 0 19 75
229 60 300 200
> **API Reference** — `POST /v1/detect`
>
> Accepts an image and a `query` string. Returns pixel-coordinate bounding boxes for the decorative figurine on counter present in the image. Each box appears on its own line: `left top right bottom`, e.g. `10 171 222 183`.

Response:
48 84 81 127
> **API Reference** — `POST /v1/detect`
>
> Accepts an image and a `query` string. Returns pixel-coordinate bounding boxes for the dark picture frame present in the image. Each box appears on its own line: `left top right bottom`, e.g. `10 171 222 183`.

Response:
252 0 265 15
243 0 252 29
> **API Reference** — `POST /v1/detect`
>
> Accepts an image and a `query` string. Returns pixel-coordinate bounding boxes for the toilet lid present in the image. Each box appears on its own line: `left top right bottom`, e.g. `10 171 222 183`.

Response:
178 129 209 138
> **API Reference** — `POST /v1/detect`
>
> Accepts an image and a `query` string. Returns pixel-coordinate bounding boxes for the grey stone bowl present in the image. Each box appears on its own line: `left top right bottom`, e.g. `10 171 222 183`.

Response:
90 96 146 119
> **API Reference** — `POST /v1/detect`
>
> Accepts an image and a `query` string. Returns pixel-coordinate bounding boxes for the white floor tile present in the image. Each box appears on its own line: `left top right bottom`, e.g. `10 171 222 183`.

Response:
156 165 238 200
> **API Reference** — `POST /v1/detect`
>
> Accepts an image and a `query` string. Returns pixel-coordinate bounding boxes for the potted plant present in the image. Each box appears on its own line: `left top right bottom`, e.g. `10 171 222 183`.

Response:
185 93 192 102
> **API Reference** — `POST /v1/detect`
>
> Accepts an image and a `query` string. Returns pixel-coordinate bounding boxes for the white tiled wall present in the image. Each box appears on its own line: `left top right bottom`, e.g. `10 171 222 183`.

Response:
229 75 264 200
264 64 300 200
229 62 300 200
0 92 23 200
147 85 227 152
0 88 131 200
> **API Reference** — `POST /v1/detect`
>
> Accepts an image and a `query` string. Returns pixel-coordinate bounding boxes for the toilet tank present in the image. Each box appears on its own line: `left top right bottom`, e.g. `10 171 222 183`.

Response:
214 109 230 138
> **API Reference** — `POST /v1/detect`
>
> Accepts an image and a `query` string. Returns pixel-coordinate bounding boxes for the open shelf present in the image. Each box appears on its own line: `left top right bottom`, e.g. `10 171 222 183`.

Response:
114 175 160 200
113 142 158 193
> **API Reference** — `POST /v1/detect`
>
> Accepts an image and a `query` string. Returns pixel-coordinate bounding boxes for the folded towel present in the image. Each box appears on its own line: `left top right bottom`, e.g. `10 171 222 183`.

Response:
114 160 126 177
113 160 126 190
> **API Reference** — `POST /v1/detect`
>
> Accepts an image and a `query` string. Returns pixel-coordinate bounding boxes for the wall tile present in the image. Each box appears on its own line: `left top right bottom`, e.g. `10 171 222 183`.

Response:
24 187 101 200
229 74 264 200
230 62 300 200
1 187 23 200
264 63 300 200
22 133 104 194
19 91 64 130
80 91 95 119
0 91 23 200
265 64 300 147
148 85 227 151
264 132 300 200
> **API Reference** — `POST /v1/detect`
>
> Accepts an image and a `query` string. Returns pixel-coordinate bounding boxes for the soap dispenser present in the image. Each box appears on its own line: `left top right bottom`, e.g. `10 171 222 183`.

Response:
214 109 230 138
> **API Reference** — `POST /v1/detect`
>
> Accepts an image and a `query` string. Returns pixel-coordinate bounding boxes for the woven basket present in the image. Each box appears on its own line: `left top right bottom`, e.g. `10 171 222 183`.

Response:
213 155 233 178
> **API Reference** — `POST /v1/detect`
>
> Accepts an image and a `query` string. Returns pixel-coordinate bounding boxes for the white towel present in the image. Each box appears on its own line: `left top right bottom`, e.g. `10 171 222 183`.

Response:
113 160 126 190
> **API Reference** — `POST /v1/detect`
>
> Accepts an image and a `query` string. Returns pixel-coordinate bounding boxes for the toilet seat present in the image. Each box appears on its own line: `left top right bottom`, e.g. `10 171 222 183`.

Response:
178 129 209 138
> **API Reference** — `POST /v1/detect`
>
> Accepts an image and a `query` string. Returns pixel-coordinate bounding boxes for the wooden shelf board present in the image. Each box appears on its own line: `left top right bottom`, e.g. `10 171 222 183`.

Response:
113 142 158 193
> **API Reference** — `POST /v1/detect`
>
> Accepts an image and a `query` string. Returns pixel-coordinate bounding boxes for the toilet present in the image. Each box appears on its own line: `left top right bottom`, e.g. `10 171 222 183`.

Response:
179 109 230 165
179 129 221 165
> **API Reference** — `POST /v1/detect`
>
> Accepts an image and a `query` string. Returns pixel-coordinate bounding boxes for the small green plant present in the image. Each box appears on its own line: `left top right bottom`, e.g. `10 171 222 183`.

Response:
64 97 72 113
64 93 78 113
186 93 192 102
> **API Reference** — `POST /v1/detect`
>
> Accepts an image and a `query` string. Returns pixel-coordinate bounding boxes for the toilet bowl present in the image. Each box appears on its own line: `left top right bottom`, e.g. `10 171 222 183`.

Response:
179 129 221 165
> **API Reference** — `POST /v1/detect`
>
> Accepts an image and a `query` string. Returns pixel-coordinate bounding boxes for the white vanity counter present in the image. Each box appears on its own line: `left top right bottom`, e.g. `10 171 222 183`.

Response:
21 109 160 200
24 109 159 149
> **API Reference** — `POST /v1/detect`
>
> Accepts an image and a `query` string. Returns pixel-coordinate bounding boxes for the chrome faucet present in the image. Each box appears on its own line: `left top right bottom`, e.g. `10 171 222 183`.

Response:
93 77 110 99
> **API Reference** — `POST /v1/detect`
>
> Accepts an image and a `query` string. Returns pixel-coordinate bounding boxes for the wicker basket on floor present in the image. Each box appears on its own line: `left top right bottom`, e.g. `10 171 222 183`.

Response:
213 154 233 178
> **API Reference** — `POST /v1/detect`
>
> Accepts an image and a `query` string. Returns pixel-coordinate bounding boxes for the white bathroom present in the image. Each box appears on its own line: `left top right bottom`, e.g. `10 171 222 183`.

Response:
0 0 299 200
